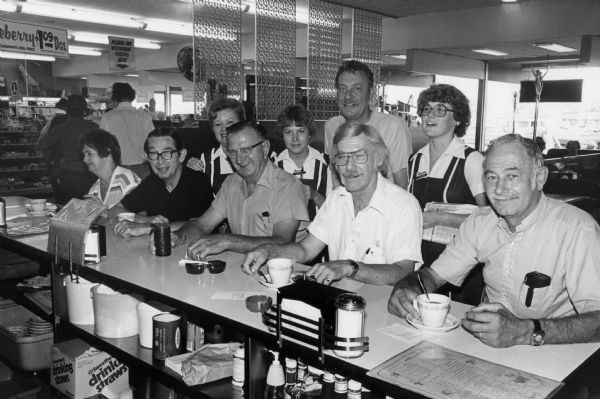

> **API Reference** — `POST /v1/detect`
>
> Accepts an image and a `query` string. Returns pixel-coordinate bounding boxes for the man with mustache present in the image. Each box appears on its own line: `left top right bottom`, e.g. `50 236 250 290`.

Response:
324 60 413 188
243 123 422 286
388 134 600 347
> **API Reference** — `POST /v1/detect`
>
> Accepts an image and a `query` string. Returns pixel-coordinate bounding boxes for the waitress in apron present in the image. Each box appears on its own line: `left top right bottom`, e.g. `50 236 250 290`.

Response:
407 84 487 267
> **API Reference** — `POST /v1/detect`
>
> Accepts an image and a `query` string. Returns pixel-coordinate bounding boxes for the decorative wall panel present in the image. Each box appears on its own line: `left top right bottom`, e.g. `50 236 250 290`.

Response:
351 8 382 92
307 0 343 120
193 0 242 119
255 0 296 120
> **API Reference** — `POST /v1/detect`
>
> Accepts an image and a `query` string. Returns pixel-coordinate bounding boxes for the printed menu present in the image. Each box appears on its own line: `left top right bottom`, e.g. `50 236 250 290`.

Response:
367 341 563 399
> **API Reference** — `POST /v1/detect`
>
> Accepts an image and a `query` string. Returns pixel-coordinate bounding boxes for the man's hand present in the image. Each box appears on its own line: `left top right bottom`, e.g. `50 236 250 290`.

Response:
114 221 151 238
242 246 269 275
462 303 532 348
306 260 351 285
387 272 421 319
186 234 232 260
186 157 205 172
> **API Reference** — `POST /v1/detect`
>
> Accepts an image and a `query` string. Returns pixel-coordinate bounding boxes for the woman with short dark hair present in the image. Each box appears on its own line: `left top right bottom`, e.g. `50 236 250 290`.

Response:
81 128 141 208
408 84 487 266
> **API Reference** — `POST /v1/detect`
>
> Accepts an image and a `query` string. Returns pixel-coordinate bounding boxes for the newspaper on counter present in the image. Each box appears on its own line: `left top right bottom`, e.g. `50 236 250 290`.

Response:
422 202 479 244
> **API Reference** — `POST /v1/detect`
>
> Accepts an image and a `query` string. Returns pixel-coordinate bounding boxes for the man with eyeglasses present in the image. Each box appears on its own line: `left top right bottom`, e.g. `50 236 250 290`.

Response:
171 120 309 259
243 123 422 286
114 127 213 237
324 60 413 188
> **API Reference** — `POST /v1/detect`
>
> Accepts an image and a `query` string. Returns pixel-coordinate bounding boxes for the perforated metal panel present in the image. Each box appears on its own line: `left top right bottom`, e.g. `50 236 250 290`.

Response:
351 8 382 94
255 0 296 120
307 0 343 120
193 0 242 119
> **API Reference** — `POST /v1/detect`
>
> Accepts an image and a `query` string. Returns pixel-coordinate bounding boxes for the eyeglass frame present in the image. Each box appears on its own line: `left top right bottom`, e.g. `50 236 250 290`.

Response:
225 140 266 159
333 150 370 166
418 104 455 117
146 149 180 161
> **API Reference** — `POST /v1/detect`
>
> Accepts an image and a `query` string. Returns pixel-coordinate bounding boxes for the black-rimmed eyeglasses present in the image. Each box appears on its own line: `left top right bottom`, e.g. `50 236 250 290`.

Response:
146 150 179 161
419 104 455 117
225 140 265 159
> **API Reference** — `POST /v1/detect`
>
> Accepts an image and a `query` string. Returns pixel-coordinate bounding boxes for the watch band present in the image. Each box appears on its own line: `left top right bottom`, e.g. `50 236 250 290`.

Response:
348 260 360 279
531 319 545 346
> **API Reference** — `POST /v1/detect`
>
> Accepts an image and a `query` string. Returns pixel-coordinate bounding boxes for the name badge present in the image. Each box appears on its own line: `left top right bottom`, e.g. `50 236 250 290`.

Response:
416 171 428 179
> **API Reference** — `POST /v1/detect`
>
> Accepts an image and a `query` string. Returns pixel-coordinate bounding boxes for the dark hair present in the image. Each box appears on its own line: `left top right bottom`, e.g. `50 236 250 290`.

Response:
485 134 544 169
207 98 246 127
66 94 88 117
276 104 316 136
417 84 471 137
55 98 68 110
111 82 136 102
227 120 267 140
80 128 122 165
144 127 184 152
333 122 391 178
334 60 374 89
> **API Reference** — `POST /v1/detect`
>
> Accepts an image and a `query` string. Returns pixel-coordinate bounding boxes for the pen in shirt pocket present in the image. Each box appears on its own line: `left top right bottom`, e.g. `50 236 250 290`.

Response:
261 211 271 224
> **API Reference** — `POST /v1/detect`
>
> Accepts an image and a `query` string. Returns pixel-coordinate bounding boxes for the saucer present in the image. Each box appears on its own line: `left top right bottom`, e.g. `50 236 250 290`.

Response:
406 313 460 333
257 273 300 289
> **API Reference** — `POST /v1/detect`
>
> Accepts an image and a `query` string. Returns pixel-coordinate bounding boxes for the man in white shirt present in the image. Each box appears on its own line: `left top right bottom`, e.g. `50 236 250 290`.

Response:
243 123 422 286
100 83 155 179
325 60 413 188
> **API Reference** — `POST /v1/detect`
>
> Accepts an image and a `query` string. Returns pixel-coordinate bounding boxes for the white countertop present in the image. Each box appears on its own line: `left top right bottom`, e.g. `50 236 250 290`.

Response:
11 230 600 383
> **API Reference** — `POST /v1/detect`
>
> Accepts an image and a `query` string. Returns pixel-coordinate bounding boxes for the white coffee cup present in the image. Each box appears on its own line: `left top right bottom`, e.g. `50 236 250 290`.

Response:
267 258 293 285
117 212 136 222
29 199 46 212
412 293 450 327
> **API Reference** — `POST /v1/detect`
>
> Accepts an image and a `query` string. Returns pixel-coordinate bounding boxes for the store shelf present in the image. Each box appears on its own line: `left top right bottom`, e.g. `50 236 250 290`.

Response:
0 157 45 162
59 322 234 399
0 187 53 197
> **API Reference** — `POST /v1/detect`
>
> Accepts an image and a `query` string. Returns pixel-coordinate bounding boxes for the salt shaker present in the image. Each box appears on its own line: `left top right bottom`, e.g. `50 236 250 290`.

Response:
334 293 366 358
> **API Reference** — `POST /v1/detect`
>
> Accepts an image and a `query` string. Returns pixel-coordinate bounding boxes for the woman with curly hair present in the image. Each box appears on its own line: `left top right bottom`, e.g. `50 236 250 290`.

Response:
407 84 487 266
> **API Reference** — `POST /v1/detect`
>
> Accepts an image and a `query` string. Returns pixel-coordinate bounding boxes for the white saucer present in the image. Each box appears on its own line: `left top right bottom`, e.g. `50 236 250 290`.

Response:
28 210 48 217
406 313 460 333
257 273 297 289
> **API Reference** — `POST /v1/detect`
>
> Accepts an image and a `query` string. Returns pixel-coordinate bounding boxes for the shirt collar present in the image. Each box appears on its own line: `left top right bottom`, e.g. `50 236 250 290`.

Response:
240 160 275 192
338 173 387 215
417 136 467 159
116 102 134 109
277 146 325 164
497 193 546 233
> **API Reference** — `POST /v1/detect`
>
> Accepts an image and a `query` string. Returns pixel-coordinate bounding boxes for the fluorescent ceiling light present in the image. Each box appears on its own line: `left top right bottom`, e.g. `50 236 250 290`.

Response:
0 51 55 61
69 46 102 56
141 19 192 36
533 43 577 53
502 0 518 3
124 74 139 78
389 54 407 60
70 32 162 50
20 1 145 29
0 1 18 12
472 48 509 56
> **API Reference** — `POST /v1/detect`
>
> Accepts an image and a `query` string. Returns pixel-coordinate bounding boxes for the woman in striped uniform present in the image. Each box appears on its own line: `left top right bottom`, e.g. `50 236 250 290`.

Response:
407 84 487 267
275 105 330 220
186 98 245 194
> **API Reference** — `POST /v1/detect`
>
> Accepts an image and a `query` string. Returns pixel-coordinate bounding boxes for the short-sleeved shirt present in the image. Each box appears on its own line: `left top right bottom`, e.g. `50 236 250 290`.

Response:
309 173 423 264
87 166 141 208
121 167 213 222
211 161 309 241
324 111 413 174
99 102 155 166
431 194 600 319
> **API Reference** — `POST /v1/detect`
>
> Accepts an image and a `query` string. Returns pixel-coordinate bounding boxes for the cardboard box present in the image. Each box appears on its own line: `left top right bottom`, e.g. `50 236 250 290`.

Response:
51 338 129 399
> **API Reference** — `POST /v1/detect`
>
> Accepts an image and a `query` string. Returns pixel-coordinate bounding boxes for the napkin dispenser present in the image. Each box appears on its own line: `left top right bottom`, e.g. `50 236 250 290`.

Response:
277 280 350 325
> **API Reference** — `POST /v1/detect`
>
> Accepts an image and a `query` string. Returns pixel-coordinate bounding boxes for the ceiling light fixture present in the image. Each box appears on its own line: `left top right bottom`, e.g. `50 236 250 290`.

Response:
68 46 102 56
124 74 139 78
70 32 162 50
501 0 518 3
472 48 509 56
19 1 145 29
141 18 192 36
389 54 407 60
533 43 577 53
0 51 56 61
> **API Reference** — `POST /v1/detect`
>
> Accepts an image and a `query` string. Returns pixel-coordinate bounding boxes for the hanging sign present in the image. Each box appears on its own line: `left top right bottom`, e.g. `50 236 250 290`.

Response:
0 19 69 58
108 36 135 71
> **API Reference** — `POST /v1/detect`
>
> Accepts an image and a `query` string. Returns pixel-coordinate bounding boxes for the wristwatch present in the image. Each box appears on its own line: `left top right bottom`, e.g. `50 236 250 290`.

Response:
530 319 545 346
347 260 360 279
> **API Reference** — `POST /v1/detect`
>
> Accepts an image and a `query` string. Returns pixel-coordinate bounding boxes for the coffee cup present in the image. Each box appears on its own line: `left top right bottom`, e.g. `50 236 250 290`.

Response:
117 212 136 222
29 199 46 212
412 293 450 327
267 258 293 285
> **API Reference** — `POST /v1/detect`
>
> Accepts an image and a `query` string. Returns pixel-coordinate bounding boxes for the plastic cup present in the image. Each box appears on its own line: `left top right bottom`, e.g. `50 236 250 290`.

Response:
137 303 163 348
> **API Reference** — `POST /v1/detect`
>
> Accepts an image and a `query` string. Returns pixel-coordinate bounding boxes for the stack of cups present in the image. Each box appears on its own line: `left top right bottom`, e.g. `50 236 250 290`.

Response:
152 223 171 257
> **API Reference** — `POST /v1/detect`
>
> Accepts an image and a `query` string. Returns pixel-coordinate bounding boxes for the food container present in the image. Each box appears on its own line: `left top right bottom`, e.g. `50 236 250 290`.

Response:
92 284 140 338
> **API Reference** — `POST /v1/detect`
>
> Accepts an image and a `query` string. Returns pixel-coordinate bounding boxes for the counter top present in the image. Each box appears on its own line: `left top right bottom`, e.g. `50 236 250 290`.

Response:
4 228 600 386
